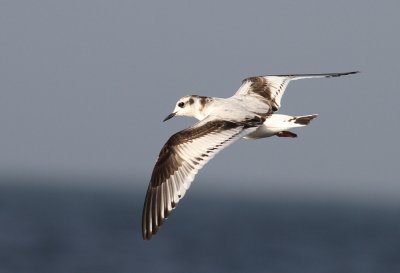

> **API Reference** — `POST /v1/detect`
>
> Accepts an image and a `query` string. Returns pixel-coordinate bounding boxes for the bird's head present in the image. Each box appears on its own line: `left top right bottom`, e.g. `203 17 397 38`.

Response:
163 95 210 122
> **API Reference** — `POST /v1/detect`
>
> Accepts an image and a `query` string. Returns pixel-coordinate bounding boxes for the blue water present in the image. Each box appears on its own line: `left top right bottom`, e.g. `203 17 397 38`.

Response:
1 180 400 273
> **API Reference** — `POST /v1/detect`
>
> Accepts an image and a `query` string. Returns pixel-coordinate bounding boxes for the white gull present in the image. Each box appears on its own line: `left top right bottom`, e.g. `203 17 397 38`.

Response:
142 71 358 240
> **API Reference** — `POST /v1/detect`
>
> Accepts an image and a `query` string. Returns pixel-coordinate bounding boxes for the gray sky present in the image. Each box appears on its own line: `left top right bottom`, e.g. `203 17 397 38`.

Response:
1 1 399 202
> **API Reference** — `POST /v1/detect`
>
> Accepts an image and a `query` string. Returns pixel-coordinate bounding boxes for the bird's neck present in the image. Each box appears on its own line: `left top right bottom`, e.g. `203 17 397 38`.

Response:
192 96 217 120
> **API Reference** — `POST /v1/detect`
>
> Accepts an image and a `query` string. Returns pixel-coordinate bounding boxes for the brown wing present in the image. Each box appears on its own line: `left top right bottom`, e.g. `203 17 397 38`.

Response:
142 118 256 240
234 72 359 112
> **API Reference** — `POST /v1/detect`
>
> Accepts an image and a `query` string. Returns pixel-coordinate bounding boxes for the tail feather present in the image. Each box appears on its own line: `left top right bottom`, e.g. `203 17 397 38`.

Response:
291 114 318 126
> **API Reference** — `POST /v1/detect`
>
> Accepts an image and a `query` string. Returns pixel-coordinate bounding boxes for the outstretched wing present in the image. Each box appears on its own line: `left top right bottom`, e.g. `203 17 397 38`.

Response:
234 71 359 112
142 118 256 240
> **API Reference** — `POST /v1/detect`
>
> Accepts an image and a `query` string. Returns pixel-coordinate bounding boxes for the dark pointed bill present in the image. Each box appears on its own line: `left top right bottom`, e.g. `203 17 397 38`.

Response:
163 112 176 122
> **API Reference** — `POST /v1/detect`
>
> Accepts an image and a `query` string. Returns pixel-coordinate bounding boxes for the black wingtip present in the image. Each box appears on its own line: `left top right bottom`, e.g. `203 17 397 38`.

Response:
142 231 153 240
327 71 360 77
253 71 361 79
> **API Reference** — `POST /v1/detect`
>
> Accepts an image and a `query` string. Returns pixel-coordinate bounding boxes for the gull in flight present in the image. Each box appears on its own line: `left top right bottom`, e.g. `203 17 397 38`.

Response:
142 71 358 240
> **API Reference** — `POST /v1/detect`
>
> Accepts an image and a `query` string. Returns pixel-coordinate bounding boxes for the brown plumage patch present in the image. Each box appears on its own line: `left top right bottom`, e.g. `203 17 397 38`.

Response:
199 97 207 110
164 120 241 150
243 77 272 101
276 131 297 138
242 77 279 111
244 115 266 127
188 95 210 110
191 95 208 100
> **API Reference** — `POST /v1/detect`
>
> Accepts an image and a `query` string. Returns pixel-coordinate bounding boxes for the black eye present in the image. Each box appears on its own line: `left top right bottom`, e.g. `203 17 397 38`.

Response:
178 102 184 108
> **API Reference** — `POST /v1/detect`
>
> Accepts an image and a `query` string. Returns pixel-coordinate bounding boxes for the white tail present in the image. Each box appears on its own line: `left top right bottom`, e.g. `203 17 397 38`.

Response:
243 114 318 139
